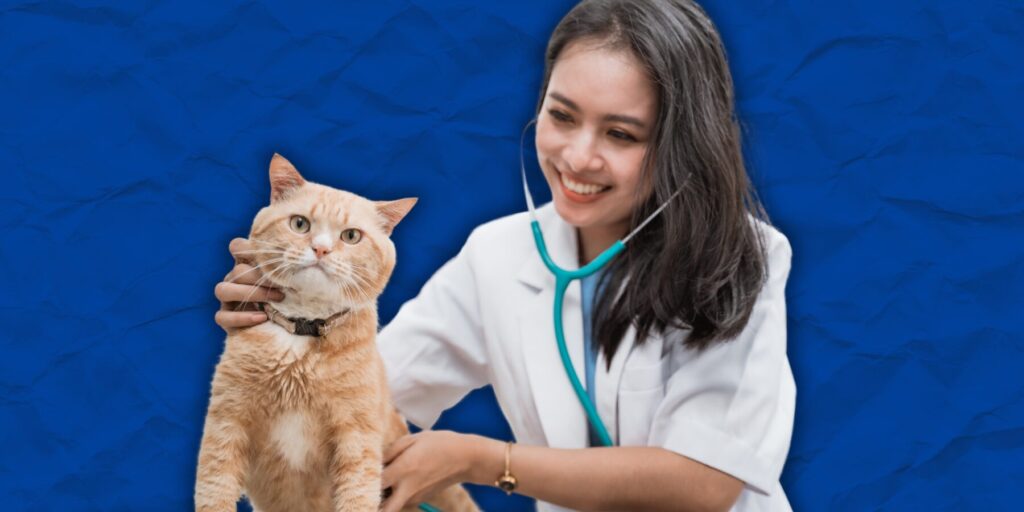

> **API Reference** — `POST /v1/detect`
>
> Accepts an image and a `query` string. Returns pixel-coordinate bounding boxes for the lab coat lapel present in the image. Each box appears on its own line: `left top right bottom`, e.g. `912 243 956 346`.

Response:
516 204 589 449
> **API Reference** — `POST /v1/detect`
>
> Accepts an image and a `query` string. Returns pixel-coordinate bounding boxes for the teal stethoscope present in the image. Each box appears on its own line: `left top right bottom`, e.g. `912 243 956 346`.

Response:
518 118 683 448
416 119 683 512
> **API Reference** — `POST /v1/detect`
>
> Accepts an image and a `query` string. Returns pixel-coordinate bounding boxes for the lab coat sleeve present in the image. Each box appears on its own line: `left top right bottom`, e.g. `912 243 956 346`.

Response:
648 231 795 496
377 229 489 430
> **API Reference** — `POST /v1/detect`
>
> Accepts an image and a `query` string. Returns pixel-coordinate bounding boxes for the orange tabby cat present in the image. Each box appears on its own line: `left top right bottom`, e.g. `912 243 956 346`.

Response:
195 154 478 512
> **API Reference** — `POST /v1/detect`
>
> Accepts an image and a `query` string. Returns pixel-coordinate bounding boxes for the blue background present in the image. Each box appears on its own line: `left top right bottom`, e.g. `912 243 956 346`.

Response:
2 0 1022 510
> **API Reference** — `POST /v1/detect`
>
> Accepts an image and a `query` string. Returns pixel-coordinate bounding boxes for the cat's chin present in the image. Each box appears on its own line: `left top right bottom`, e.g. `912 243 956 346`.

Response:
271 293 369 321
261 269 372 319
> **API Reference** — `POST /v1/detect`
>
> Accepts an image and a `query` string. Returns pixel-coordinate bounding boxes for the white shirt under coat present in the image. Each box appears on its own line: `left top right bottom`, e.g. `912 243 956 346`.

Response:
378 202 796 512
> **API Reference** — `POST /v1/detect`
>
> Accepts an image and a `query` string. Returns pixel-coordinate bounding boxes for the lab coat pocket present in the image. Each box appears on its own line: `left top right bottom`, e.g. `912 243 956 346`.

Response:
618 384 666 446
620 338 670 392
617 337 670 445
620 359 667 392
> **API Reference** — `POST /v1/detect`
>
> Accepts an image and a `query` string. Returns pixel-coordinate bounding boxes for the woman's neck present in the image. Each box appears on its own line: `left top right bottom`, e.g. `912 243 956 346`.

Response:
577 221 629 266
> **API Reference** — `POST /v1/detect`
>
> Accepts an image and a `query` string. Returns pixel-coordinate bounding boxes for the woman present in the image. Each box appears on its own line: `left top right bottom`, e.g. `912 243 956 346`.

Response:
216 1 795 510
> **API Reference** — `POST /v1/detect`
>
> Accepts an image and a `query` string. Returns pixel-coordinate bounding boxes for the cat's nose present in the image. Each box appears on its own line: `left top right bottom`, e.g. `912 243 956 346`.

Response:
312 245 332 259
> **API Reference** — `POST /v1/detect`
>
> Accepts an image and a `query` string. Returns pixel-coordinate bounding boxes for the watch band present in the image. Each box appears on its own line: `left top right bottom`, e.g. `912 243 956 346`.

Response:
494 441 518 495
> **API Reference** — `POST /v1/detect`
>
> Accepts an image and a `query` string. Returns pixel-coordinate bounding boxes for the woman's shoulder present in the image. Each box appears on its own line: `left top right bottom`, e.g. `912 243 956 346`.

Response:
748 214 793 267
466 208 533 243
462 203 560 253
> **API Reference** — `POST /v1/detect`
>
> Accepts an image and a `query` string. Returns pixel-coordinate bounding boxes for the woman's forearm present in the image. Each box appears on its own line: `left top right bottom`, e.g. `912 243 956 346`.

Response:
461 435 742 512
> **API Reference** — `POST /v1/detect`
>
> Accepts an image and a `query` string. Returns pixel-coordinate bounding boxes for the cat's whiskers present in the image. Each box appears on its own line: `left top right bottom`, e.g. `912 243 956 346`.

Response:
227 257 286 285
347 269 372 296
315 260 354 303
238 260 291 308
248 238 288 249
232 249 284 256
324 259 362 292
320 258 357 303
246 240 290 257
342 262 376 305
282 263 298 295
321 258 347 280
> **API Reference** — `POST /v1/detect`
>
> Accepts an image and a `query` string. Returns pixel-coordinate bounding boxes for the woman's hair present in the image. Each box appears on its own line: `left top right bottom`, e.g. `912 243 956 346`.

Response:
536 0 771 362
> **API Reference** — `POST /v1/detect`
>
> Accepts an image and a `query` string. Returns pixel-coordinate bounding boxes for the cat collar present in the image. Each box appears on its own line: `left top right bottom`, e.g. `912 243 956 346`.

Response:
257 302 351 337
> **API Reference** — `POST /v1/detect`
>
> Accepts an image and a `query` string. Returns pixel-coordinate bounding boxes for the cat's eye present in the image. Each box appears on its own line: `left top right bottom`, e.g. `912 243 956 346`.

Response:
289 215 311 233
340 228 362 245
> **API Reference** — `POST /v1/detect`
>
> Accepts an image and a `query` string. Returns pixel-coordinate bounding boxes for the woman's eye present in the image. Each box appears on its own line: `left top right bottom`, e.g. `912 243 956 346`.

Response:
341 228 362 244
548 109 572 123
289 215 311 233
609 129 637 142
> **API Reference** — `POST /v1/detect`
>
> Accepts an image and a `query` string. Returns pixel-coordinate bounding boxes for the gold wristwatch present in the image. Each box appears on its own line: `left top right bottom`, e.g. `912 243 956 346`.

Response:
494 441 518 495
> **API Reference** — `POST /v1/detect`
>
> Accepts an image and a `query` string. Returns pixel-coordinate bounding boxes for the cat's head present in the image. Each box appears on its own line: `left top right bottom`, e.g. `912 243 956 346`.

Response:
246 153 416 313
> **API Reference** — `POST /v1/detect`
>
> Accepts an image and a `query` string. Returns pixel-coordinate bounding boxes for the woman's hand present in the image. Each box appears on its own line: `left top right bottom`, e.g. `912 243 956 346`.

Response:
213 237 285 334
381 431 499 512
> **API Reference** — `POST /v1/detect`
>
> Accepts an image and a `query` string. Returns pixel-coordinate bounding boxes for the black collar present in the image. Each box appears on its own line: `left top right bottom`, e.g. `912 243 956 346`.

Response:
258 302 351 337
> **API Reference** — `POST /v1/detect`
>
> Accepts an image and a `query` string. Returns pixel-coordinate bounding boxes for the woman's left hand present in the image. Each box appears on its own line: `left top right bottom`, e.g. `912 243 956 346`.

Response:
381 430 483 512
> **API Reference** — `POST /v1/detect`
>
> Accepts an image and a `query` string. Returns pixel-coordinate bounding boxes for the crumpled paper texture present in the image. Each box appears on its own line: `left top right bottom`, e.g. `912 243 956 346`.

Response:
0 1 1021 511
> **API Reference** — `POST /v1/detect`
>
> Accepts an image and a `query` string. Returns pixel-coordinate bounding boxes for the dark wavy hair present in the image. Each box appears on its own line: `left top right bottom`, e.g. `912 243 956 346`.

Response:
536 0 771 363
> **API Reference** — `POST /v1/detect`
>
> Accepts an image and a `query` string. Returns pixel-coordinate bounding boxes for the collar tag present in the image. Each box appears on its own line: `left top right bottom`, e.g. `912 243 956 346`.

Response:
293 318 326 337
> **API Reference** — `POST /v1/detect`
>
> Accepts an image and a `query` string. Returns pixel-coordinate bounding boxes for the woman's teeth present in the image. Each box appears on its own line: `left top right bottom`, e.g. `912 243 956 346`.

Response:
560 173 610 195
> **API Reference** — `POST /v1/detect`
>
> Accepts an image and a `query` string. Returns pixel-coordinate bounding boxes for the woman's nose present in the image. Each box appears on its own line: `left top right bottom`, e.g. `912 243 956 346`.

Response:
563 131 601 173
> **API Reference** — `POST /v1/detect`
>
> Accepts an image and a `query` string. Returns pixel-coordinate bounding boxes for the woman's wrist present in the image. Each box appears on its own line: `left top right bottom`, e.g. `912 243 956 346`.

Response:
460 434 506 486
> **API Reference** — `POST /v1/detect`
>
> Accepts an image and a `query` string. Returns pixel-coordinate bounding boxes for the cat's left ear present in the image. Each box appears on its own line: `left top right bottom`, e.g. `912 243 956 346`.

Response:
375 198 418 236
269 153 306 203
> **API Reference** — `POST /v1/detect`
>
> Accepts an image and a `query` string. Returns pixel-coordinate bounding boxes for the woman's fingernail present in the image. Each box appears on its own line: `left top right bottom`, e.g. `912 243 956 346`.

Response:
271 291 286 301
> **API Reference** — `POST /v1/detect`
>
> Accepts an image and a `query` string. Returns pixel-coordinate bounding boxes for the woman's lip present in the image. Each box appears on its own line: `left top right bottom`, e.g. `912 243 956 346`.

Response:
557 168 607 187
557 172 610 204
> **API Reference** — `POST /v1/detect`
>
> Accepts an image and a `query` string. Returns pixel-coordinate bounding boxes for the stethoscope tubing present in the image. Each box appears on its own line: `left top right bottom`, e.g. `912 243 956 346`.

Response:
532 221 623 447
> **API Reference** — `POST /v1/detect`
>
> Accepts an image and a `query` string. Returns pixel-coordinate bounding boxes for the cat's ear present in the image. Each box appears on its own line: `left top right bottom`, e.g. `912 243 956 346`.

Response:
375 198 417 236
269 153 306 203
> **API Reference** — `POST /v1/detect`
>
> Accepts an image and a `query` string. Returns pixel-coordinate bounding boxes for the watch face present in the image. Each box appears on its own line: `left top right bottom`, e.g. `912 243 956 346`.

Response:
497 475 518 493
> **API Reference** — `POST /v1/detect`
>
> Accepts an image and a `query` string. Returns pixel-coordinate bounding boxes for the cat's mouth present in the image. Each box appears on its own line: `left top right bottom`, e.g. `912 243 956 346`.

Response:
302 262 331 275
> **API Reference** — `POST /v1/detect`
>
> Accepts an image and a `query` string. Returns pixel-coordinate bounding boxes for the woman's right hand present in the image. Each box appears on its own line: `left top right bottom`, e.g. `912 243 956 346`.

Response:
213 237 286 334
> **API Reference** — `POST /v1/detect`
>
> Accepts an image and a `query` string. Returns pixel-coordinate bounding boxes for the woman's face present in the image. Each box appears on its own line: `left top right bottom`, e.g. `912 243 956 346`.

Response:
536 39 658 236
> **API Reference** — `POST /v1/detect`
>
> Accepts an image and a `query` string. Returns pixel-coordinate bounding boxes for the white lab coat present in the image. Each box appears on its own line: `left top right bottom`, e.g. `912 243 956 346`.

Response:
378 202 796 512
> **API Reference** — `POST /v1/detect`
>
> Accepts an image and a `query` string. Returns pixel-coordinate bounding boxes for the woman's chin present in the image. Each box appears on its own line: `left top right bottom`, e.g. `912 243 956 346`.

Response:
552 196 600 228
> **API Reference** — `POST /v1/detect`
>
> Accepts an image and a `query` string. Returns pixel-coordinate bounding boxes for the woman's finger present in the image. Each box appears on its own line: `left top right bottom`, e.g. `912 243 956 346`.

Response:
380 484 410 512
214 310 268 331
224 263 265 286
229 237 257 265
229 237 251 255
383 434 416 465
381 461 397 491
221 301 260 312
215 281 285 304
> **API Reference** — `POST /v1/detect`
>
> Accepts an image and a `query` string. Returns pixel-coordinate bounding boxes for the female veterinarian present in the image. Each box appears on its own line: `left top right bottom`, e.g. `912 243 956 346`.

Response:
215 0 796 510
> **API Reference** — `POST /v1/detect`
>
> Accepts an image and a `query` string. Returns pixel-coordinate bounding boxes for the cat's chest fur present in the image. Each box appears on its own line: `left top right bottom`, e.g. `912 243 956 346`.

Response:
227 323 366 502
237 322 335 405
231 324 329 459
262 322 318 361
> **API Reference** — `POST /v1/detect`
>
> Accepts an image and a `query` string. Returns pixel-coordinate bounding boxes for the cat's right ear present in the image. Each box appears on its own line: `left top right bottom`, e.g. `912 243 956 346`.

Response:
375 197 418 236
269 153 306 203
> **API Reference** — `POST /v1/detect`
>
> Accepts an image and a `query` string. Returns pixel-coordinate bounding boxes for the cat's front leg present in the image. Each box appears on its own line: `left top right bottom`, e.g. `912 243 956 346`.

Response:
330 427 384 512
195 404 249 512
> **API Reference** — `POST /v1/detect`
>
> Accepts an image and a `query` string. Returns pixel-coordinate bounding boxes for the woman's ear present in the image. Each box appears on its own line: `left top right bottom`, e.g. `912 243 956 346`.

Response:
269 153 306 203
375 198 418 236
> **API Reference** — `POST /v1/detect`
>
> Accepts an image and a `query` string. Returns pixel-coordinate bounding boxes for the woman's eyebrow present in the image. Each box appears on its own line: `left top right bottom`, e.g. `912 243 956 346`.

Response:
549 91 647 129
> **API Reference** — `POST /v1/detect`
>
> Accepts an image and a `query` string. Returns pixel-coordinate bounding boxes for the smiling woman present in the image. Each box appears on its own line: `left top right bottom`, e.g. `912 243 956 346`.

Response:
535 38 659 262
214 1 794 511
